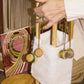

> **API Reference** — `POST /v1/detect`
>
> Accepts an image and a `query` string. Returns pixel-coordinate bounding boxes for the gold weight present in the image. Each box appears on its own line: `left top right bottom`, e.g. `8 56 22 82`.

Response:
58 49 68 59
34 48 43 57
26 54 36 63
67 48 74 58
34 55 37 63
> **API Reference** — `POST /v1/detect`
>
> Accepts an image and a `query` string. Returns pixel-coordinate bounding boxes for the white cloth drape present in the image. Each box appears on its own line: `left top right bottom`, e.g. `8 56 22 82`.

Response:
73 20 84 60
31 20 84 84
31 30 73 84
64 0 84 21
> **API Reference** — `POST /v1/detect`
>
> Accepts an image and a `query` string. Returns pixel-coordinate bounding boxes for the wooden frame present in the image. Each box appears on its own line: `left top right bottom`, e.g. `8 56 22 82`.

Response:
2 0 35 33
0 0 4 33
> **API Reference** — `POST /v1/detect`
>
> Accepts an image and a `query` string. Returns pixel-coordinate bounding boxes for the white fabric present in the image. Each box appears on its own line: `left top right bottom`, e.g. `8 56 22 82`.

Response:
31 30 73 84
64 0 84 21
73 20 84 60
31 20 84 84
31 19 84 84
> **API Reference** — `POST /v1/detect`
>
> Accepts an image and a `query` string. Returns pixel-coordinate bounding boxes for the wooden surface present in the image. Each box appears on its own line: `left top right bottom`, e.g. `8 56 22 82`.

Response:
2 0 35 32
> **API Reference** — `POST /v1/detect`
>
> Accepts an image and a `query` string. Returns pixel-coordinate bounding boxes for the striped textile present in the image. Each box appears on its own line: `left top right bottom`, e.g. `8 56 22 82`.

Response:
72 57 84 84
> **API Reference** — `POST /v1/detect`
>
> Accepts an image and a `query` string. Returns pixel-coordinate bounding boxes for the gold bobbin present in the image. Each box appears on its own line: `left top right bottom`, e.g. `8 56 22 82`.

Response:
67 21 74 58
26 54 37 63
58 19 68 59
35 2 43 57
34 48 43 57
59 50 68 59
67 48 74 58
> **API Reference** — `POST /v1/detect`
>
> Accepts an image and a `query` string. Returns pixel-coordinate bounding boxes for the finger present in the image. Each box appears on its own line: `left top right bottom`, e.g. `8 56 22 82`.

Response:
43 13 65 30
36 17 48 23
43 21 56 30
34 6 44 17
35 0 48 3
36 18 43 23
43 10 65 21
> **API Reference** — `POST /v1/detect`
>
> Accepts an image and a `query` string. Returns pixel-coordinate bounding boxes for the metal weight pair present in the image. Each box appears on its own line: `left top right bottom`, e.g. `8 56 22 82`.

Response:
26 2 43 63
59 48 74 59
26 48 43 63
59 21 74 59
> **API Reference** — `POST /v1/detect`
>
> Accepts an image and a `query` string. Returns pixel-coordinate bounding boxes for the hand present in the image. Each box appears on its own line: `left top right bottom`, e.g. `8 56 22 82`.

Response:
34 0 66 30
35 0 48 3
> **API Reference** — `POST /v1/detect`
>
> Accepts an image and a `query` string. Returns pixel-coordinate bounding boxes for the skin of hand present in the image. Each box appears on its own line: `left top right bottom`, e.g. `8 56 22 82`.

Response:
35 0 48 2
34 0 66 30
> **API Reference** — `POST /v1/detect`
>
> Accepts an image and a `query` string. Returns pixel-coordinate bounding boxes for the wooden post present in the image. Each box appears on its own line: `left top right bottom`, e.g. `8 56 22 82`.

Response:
36 3 40 39
51 23 57 47
70 21 74 40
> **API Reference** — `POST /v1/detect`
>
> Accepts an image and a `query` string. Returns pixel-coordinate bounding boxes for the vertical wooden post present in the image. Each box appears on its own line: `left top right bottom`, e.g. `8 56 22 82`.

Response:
70 21 74 40
36 3 40 39
51 23 57 47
